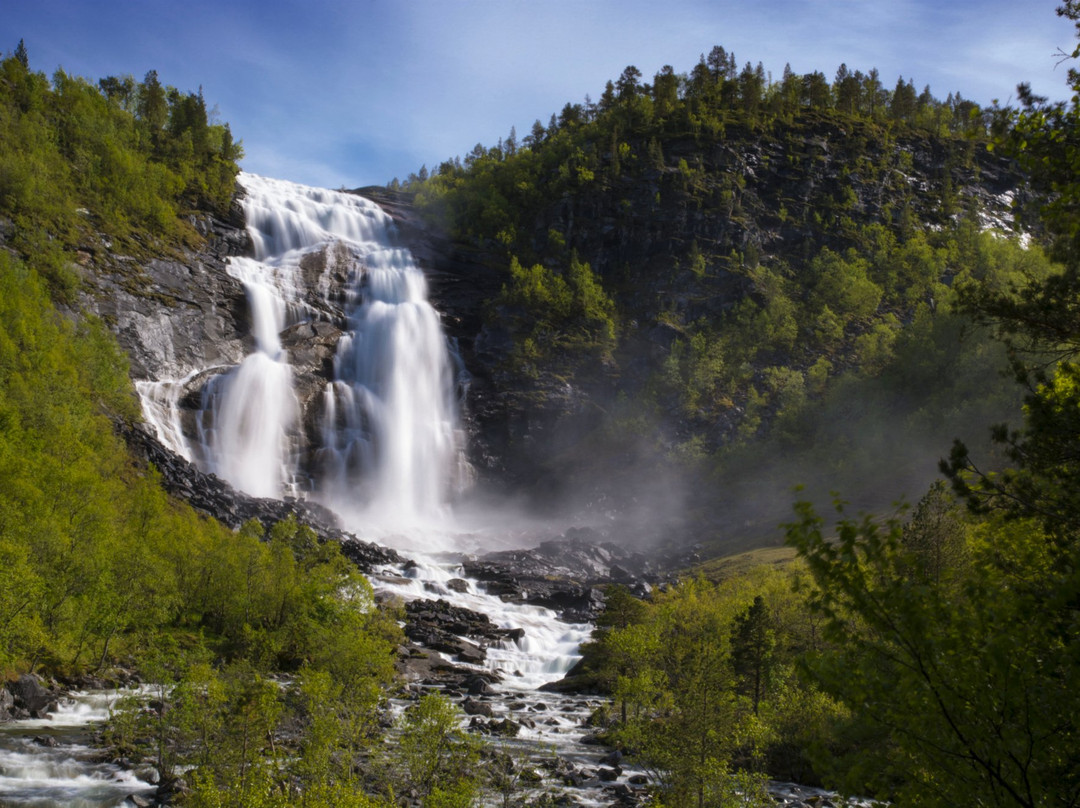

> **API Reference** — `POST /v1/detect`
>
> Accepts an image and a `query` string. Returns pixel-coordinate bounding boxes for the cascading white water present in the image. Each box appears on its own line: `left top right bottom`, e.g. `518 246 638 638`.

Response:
324 259 462 527
0 690 155 808
174 172 465 517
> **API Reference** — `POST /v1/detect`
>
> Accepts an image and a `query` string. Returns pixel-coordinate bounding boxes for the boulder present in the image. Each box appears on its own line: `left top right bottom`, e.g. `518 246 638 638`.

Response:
489 718 520 737
462 698 494 717
10 674 53 716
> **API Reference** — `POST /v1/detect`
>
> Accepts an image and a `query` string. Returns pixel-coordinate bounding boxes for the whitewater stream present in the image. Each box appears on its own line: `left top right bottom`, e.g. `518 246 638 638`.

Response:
0 690 155 807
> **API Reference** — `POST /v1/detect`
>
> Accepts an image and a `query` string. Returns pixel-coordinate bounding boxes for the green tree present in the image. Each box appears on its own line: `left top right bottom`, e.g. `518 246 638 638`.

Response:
392 694 484 808
786 499 1080 806
730 595 774 715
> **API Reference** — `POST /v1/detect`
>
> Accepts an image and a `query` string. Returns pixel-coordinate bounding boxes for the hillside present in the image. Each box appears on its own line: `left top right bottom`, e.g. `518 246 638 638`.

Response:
365 55 1054 552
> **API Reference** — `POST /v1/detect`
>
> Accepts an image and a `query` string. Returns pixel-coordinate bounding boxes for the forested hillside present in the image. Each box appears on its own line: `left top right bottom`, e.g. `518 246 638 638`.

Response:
490 7 1080 806
0 47 427 807
395 46 1058 550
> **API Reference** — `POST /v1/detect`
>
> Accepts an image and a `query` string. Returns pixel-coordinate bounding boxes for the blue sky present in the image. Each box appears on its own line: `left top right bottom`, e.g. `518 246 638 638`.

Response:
5 0 1076 189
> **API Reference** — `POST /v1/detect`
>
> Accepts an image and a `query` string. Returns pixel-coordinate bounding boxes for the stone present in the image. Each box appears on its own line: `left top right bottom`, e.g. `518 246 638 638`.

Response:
489 718 520 737
10 674 52 715
461 698 493 717
466 676 496 696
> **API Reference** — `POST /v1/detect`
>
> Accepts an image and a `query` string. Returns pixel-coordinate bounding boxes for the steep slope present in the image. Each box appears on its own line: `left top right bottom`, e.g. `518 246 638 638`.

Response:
382 62 1047 551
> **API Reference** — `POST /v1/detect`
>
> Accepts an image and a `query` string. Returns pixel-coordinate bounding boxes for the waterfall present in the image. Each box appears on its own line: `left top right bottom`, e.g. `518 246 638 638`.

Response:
322 240 462 527
163 173 466 523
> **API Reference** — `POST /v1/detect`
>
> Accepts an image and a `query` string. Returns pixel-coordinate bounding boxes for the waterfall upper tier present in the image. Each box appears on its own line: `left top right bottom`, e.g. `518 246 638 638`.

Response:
138 173 471 536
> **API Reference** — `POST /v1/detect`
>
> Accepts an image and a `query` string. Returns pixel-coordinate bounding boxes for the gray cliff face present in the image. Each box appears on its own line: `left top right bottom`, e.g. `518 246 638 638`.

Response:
79 209 253 382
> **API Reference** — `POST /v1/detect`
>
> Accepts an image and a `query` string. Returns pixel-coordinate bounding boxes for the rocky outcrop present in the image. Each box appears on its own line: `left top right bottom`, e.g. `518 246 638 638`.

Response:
403 598 524 665
462 529 663 622
78 206 253 382
118 419 401 572
3 674 57 720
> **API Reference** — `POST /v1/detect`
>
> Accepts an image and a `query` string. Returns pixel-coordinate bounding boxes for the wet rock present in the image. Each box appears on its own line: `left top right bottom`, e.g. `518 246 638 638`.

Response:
466 676 496 696
9 674 53 716
403 598 523 665
461 534 661 621
490 718 520 737
446 578 469 593
116 421 403 574
0 686 12 722
456 646 485 665
462 698 494 717
339 538 404 572
628 774 648 785
599 750 623 766
598 766 621 781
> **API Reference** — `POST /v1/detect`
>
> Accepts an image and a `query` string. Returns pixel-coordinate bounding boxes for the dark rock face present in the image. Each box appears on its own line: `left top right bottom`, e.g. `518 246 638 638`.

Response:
403 598 524 665
8 674 55 718
462 530 661 622
118 419 401 572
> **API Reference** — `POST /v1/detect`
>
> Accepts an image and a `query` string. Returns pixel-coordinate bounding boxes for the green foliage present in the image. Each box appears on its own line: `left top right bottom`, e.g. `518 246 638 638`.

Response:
774 17 1080 801
581 568 842 800
495 252 617 373
0 49 242 299
388 694 484 808
0 229 402 808
403 41 1020 497
786 496 1080 806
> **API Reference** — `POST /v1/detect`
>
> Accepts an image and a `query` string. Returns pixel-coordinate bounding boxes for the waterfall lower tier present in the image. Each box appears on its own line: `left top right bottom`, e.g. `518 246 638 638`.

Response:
378 553 591 691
